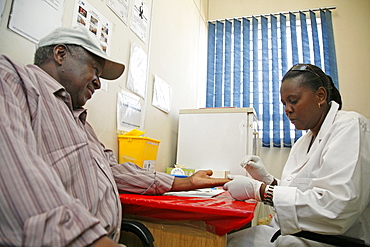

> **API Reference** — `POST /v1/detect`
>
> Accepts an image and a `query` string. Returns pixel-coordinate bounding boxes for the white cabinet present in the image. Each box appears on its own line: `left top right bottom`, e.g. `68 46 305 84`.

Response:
176 108 258 176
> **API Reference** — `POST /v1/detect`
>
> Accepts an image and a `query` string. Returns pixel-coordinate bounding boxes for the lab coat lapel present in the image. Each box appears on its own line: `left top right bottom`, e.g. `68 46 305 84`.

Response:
282 133 312 177
315 101 339 143
284 101 340 177
282 101 339 179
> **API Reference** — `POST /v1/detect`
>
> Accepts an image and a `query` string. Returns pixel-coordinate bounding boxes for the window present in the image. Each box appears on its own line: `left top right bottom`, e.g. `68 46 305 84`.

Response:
206 9 338 147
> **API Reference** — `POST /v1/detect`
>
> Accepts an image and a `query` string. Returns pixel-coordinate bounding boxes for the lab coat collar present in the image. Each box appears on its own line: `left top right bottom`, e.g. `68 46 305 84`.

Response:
306 101 339 154
316 101 339 143
284 101 340 175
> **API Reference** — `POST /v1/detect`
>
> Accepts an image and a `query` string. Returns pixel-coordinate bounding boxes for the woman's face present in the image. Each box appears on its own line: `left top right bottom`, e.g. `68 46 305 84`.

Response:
280 77 324 132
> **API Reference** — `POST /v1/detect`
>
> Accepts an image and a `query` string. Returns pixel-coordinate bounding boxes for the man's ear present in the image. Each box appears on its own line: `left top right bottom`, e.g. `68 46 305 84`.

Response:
316 86 327 106
53 45 68 66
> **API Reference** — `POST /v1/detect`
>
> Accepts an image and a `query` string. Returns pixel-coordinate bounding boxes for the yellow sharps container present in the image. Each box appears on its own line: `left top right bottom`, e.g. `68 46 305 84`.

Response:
118 129 160 172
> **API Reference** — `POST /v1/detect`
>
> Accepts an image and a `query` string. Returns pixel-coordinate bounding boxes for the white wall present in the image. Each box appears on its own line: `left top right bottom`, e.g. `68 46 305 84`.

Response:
0 0 208 173
142 0 209 172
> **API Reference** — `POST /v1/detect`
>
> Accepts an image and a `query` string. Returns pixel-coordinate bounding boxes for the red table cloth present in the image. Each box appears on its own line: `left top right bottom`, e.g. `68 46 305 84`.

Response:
120 192 257 236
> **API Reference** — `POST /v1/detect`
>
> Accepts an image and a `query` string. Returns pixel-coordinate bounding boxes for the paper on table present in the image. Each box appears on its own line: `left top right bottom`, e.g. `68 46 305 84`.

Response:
164 188 225 198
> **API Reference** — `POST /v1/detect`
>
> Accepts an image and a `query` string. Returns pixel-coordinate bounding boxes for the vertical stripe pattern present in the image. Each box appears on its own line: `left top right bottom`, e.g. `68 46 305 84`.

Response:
206 9 337 147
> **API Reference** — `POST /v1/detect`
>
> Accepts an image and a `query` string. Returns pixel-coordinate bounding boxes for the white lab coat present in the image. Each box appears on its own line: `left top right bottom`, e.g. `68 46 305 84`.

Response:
228 102 370 246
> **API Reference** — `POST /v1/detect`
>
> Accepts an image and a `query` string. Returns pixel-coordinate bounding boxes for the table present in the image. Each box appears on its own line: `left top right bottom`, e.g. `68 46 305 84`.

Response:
120 192 257 247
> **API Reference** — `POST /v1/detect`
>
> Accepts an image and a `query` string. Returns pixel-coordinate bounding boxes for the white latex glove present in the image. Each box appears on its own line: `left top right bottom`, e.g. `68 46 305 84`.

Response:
240 155 274 185
223 175 263 201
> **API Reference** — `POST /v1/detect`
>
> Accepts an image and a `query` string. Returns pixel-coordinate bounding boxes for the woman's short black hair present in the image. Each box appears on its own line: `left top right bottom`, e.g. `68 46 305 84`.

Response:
282 64 342 109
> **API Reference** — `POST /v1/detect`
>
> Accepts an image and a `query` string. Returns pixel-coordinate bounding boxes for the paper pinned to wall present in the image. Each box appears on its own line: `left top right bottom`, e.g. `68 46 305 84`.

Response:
7 0 65 43
126 42 148 98
117 90 143 131
152 75 172 114
130 0 149 43
107 0 129 25
72 0 113 55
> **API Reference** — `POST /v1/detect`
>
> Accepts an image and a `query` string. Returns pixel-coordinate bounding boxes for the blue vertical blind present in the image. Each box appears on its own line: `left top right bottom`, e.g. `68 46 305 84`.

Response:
206 8 338 148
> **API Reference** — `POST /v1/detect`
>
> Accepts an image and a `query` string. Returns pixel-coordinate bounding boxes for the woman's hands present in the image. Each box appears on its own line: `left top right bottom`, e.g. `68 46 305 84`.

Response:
223 175 264 201
241 155 274 185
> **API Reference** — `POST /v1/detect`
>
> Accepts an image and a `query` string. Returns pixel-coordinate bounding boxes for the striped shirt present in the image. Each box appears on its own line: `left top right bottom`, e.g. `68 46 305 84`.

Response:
0 55 174 246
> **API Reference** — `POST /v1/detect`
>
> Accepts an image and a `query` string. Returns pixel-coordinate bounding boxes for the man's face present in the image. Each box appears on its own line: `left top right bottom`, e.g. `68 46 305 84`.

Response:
58 47 105 109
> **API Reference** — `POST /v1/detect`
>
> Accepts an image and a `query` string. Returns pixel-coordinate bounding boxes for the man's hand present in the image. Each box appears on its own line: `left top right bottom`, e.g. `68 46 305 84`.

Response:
170 170 231 192
91 236 121 247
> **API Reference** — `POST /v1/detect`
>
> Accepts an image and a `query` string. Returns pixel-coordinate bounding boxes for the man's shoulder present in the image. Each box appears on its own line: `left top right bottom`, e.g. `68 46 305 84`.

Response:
0 54 25 65
0 54 51 87
0 55 50 98
0 54 29 76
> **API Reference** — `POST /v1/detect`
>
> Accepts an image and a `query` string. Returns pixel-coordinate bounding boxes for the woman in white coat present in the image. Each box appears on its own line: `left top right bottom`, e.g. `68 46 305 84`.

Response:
225 64 370 246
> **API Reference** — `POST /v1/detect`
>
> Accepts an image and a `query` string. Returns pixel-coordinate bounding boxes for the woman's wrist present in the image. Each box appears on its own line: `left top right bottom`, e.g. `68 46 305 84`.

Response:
263 185 274 206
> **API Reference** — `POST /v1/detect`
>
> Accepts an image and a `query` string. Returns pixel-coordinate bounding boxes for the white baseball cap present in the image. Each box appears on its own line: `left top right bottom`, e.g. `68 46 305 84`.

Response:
37 26 125 80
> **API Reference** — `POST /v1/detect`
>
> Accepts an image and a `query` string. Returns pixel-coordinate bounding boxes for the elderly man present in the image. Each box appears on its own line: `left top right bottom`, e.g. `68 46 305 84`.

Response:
0 27 229 246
